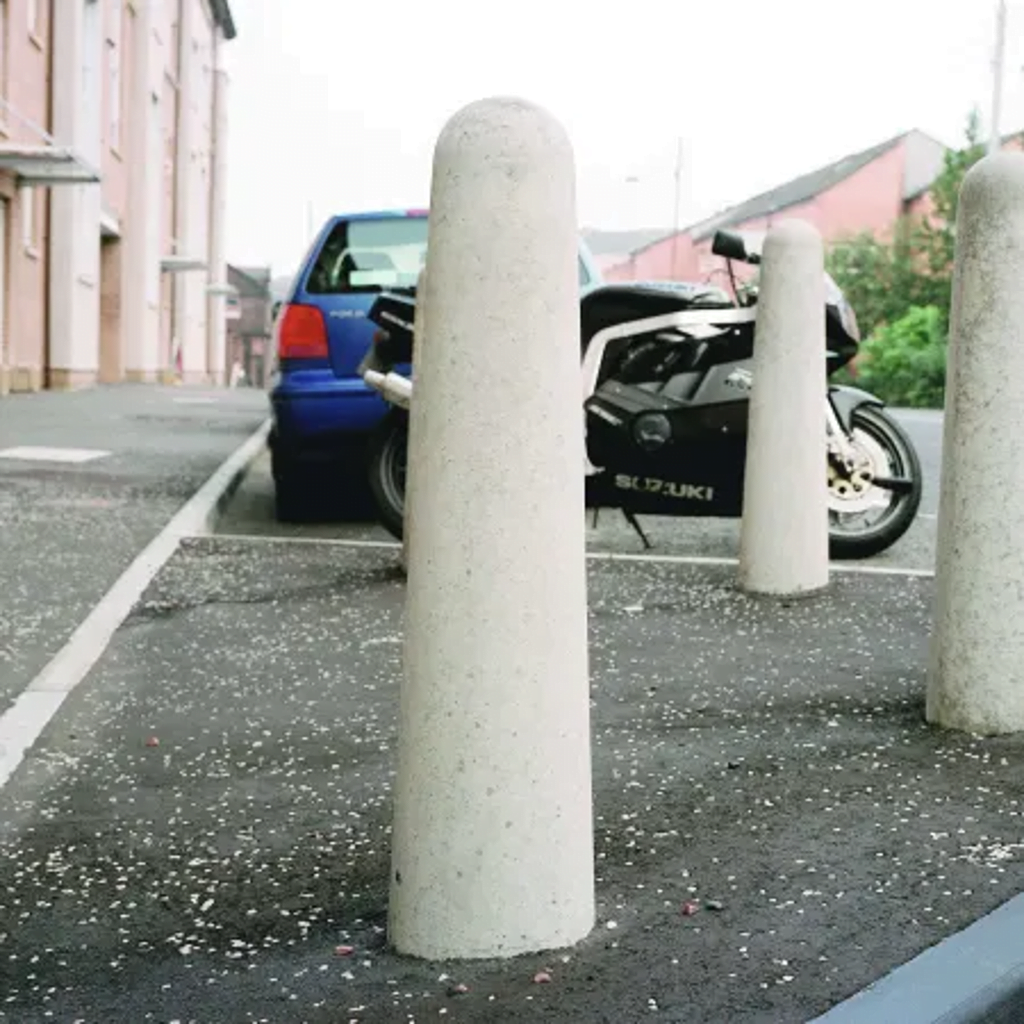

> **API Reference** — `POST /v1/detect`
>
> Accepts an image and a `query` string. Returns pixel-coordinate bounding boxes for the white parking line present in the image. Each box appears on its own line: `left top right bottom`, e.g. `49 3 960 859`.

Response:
0 419 272 791
0 446 112 463
208 531 935 578
202 532 401 549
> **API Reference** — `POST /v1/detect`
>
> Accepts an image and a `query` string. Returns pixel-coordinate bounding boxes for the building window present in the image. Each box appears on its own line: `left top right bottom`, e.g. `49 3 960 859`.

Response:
20 186 36 254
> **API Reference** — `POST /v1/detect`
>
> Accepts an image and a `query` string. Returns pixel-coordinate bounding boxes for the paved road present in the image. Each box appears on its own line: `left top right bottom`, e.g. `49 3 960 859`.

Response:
3 539 1023 1023
0 385 268 710
1 400 983 1023
217 408 944 573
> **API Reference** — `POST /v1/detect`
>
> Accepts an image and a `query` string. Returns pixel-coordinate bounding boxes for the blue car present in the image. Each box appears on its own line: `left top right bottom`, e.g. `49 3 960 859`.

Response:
269 208 604 521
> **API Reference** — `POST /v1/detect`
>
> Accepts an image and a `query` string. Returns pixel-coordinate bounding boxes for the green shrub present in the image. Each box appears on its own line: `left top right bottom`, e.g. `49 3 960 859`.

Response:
853 305 947 409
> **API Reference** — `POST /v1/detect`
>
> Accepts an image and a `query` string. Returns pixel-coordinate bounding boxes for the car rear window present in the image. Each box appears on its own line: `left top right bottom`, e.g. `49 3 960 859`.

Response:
306 216 429 295
306 214 593 295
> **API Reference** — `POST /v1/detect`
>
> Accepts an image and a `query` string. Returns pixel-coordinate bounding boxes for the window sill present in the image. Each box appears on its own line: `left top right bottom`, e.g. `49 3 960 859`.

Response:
29 32 44 52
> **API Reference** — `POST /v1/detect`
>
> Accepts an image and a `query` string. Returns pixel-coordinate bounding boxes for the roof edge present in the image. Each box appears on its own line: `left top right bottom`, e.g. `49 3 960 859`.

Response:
689 130 909 242
625 130 912 258
901 128 1024 203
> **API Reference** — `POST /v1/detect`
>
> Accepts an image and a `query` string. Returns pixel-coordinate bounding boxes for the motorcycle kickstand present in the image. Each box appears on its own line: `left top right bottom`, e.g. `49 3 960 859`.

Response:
622 509 653 550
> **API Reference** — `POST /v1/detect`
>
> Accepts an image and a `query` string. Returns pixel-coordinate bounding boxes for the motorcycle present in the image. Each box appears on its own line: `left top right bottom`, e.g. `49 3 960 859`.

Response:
358 228 923 560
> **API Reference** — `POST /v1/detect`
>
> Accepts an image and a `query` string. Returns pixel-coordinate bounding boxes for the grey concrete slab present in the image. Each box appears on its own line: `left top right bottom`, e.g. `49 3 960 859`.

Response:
0 385 268 710
218 402 943 572
2 537 1022 1023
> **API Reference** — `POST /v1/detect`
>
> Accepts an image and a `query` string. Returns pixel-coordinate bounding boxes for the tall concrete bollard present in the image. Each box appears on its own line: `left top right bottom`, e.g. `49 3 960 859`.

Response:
398 267 428 575
738 220 829 597
928 152 1024 734
388 97 595 960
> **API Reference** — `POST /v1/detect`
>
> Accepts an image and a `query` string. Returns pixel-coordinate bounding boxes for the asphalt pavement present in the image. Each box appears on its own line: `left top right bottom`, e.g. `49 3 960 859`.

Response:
3 538 1024 1023
0 385 268 711
4 399 1006 1024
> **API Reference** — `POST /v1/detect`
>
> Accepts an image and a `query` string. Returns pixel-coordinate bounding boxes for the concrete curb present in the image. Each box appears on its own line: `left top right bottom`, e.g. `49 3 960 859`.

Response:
809 892 1024 1024
170 417 271 538
0 417 272 790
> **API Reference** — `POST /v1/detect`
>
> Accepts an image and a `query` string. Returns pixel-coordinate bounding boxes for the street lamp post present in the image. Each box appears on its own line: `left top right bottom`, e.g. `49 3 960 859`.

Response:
669 137 683 277
990 0 1008 155
625 136 685 279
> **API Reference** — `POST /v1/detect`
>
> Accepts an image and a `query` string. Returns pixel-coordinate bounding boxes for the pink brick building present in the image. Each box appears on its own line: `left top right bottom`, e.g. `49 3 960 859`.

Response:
0 0 237 395
604 129 1018 291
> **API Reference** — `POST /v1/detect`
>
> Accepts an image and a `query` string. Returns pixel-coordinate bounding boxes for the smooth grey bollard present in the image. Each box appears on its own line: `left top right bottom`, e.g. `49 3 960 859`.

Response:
388 97 595 960
928 152 1024 734
738 220 829 596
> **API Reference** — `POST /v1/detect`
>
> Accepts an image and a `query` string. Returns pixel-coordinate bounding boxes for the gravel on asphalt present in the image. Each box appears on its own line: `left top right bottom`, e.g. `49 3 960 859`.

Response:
2 537 1023 1022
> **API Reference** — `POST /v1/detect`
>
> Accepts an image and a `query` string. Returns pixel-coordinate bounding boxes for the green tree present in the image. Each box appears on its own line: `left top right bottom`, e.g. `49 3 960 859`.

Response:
826 109 990 338
914 108 987 287
854 305 947 408
825 226 926 338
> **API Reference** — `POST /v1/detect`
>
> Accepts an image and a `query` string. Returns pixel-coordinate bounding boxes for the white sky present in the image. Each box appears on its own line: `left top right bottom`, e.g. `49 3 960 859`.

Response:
221 0 1024 274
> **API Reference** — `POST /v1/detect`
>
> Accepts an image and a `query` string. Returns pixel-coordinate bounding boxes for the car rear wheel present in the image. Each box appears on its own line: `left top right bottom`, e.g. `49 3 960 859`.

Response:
271 446 317 523
366 412 407 541
273 472 314 523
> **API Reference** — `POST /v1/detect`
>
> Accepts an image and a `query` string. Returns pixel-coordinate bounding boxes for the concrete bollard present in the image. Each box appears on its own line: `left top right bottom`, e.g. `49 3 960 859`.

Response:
388 97 595 960
927 152 1024 734
738 219 829 597
398 267 428 575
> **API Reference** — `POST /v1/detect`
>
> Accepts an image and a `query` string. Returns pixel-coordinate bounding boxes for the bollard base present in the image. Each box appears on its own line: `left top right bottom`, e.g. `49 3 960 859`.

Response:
388 919 596 964
924 696 1024 738
738 579 832 602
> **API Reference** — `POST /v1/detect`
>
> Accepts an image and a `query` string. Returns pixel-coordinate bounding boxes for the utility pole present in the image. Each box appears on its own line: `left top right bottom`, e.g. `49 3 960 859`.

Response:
669 137 683 278
990 0 1008 154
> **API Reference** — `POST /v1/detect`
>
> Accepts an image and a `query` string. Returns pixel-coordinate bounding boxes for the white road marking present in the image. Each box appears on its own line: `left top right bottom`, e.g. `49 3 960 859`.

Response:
205 532 401 548
0 419 272 791
0 446 112 464
209 530 935 578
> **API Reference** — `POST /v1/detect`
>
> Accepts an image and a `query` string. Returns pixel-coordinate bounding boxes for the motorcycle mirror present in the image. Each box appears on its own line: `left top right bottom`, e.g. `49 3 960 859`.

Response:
711 230 749 262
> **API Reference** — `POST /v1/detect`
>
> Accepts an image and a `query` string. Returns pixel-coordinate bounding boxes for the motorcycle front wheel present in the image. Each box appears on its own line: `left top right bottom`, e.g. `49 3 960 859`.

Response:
826 405 923 560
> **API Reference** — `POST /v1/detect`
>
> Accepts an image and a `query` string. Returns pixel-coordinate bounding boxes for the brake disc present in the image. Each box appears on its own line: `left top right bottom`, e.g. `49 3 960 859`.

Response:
827 427 893 515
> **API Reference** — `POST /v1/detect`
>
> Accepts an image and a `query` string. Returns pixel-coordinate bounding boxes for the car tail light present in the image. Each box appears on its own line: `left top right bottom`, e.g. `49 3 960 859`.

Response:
277 303 328 360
